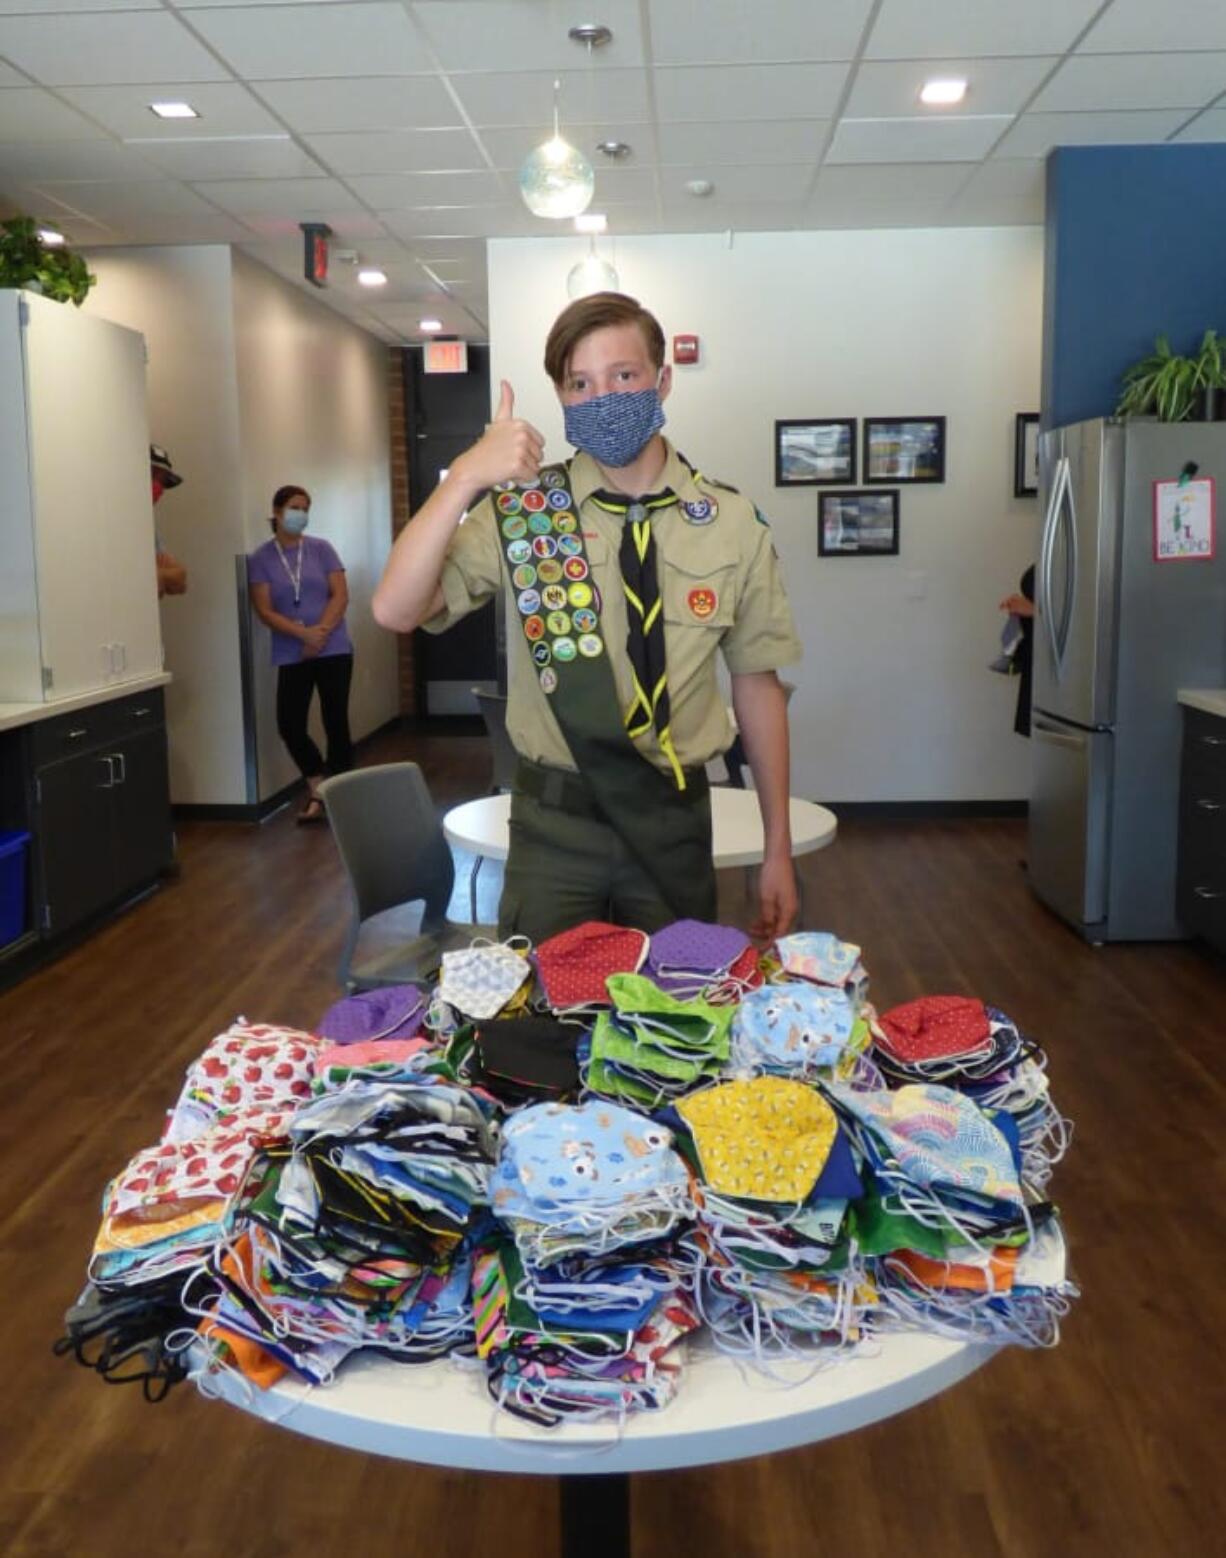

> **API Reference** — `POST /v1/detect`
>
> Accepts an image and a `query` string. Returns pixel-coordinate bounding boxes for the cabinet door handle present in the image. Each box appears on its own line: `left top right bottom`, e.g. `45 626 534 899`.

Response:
97 756 115 788
131 706 151 718
118 643 127 671
1196 799 1224 812
66 728 88 742
1200 735 1226 747
1193 885 1226 900
112 751 126 784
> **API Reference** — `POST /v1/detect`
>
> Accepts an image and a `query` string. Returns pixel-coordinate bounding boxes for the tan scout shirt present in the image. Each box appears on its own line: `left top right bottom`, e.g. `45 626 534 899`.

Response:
423 440 802 774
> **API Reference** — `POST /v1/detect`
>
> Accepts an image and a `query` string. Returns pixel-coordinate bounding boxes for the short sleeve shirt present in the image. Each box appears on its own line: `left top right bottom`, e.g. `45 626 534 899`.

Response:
248 536 353 667
422 442 801 772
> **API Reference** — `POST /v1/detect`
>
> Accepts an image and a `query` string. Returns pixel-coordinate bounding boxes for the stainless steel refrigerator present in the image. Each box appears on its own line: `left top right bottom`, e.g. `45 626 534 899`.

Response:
1028 417 1226 940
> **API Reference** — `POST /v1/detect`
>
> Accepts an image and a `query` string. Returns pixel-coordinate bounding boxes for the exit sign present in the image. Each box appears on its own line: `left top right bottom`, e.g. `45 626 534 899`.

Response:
423 339 468 374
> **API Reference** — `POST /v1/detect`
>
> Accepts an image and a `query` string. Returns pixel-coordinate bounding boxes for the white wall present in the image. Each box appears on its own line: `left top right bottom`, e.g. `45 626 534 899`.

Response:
84 246 247 805
231 250 396 802
489 229 1044 803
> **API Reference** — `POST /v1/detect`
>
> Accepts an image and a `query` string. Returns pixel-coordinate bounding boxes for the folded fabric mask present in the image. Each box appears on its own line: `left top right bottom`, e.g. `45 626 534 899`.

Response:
438 939 532 1020
473 1016 582 1103
495 1100 690 1209
534 921 649 1011
645 919 752 992
874 995 992 1064
316 985 428 1045
732 983 856 1075
774 931 862 988
677 1077 839 1203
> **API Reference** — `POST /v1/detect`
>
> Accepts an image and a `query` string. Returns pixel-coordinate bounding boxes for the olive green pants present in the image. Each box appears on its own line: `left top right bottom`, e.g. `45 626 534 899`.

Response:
497 789 716 943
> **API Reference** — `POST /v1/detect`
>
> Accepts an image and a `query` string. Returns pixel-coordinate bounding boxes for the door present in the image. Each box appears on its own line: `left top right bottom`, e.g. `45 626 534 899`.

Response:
34 752 115 934
1033 419 1122 728
110 729 173 893
1028 714 1113 932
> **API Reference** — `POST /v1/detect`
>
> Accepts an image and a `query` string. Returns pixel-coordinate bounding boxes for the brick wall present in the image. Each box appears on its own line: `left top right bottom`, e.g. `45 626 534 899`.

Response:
387 346 417 715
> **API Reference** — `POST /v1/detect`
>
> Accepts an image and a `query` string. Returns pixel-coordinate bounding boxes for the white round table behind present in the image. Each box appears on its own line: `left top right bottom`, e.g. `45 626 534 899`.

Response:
443 790 837 871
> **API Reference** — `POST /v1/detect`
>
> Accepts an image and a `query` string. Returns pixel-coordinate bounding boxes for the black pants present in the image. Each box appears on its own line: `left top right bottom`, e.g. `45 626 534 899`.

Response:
276 653 354 780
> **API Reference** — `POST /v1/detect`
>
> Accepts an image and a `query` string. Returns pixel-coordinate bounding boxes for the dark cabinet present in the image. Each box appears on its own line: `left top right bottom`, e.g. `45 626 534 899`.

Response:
1176 706 1226 952
30 690 173 937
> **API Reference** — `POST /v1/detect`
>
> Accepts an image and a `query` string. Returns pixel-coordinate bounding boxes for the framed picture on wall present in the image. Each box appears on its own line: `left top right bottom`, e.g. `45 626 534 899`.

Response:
775 419 857 486
864 416 946 484
1014 413 1040 497
818 489 900 557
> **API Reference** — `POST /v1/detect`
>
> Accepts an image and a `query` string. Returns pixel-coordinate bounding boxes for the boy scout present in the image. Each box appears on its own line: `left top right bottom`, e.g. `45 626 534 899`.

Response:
373 292 801 944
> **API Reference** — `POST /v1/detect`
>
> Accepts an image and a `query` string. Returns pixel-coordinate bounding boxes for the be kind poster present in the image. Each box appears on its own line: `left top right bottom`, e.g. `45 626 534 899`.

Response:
1153 477 1215 562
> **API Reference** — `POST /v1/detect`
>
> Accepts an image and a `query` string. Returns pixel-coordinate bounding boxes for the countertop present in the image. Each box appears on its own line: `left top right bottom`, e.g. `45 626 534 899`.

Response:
0 673 171 734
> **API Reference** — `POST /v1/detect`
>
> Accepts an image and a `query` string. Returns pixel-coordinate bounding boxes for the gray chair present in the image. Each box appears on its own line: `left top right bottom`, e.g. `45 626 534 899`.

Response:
319 762 488 991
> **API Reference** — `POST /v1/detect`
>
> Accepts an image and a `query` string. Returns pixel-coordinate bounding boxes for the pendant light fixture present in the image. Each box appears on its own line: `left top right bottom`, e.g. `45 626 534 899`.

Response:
567 241 619 298
519 78 595 220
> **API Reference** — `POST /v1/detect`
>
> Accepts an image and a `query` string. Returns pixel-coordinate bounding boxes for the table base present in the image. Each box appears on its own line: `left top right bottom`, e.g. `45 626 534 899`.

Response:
560 1472 630 1558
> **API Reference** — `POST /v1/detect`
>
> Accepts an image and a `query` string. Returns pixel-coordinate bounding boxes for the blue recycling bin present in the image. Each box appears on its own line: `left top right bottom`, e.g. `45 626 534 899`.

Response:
0 830 32 948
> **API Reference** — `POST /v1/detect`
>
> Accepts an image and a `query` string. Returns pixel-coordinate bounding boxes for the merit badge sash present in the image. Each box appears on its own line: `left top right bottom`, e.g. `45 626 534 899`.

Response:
495 463 715 920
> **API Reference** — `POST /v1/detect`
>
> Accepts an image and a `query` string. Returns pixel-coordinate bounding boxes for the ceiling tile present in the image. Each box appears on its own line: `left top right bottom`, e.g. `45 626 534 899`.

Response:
0 0 159 11
1082 0 1226 54
0 87 107 140
0 60 26 86
135 137 327 180
0 11 229 85
659 163 813 202
1173 108 1226 143
59 82 285 140
648 0 873 65
30 177 222 218
648 203 798 232
809 159 970 226
414 0 645 73
866 0 1102 60
191 174 363 214
656 63 850 122
943 158 1043 223
0 139 163 180
656 119 829 165
846 56 1056 118
189 3 431 81
253 75 462 133
380 203 531 238
83 212 256 242
238 208 388 239
304 128 486 174
1033 53 1226 114
827 115 1012 163
344 168 506 206
993 108 1190 158
480 122 650 172
402 235 489 264
449 69 650 129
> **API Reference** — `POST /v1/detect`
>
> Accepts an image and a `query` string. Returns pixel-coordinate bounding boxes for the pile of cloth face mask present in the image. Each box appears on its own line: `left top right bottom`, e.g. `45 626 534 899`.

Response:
60 922 1077 1423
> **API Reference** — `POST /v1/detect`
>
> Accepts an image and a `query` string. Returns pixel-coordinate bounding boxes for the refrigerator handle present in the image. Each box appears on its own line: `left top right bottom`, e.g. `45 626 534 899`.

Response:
1039 456 1067 674
1032 715 1085 749
1055 457 1078 671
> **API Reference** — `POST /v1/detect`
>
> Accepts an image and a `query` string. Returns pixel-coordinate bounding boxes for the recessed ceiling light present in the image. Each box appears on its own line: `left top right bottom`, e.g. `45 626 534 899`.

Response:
568 24 613 48
685 178 714 197
357 268 387 286
920 78 967 106
149 101 199 119
420 318 443 333
574 212 607 233
596 139 631 159
37 227 65 247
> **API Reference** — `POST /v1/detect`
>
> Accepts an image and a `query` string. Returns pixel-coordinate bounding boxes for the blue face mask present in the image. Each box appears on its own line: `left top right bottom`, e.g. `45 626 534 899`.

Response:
563 384 665 468
281 509 309 535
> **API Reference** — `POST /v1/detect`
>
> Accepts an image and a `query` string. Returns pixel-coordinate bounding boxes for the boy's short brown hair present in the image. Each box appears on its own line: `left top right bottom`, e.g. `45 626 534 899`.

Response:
543 292 666 386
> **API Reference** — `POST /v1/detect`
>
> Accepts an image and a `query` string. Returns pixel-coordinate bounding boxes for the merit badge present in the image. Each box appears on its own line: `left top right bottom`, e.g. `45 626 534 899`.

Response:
539 666 558 694
577 633 603 659
532 535 558 560
563 556 588 581
528 511 553 535
541 469 565 490
546 610 571 637
521 489 547 513
536 558 563 584
687 587 717 620
517 587 541 615
523 614 546 642
567 581 594 609
532 641 552 666
541 584 568 611
511 563 537 590
496 491 522 516
683 497 716 524
506 538 532 564
553 511 577 533
546 488 571 510
572 607 598 633
501 515 527 540
556 533 582 557
553 637 577 662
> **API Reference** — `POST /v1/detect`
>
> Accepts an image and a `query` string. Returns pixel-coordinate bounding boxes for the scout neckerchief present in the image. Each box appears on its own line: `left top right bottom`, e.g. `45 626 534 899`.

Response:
493 463 716 925
589 485 686 790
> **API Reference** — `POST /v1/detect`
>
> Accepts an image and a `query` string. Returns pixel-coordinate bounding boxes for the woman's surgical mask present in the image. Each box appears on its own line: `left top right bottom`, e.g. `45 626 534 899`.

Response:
281 508 310 535
563 380 665 468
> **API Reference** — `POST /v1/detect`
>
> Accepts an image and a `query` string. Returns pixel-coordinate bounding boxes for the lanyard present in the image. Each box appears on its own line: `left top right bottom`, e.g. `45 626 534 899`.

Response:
273 537 306 605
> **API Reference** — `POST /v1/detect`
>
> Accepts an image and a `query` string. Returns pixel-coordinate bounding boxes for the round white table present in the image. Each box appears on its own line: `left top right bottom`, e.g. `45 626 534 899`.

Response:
216 1335 992 1556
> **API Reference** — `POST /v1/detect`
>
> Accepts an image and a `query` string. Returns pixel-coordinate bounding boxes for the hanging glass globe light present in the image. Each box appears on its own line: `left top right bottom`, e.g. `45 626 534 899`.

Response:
520 133 595 219
567 252 619 298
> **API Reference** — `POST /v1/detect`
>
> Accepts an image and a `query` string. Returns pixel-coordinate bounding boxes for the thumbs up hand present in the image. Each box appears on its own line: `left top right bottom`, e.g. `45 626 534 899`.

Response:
452 379 544 491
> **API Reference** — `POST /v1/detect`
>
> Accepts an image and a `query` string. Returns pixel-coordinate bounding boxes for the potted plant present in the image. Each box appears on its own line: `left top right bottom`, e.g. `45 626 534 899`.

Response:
0 216 96 306
1115 334 1206 422
1193 328 1226 421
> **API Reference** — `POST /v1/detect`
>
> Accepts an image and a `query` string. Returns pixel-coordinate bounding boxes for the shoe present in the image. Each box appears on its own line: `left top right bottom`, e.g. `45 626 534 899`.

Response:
296 798 326 826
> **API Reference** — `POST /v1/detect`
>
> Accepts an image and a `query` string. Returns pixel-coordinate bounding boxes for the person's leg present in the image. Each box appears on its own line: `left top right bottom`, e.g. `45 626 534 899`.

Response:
316 652 355 774
498 793 618 941
275 662 325 818
608 826 717 932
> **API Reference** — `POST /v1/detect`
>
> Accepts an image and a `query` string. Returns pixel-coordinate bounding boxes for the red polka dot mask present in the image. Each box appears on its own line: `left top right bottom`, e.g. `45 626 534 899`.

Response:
534 920 650 1013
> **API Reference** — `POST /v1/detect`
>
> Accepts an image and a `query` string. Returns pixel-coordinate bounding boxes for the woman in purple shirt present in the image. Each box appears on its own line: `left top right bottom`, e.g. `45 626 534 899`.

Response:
248 484 354 824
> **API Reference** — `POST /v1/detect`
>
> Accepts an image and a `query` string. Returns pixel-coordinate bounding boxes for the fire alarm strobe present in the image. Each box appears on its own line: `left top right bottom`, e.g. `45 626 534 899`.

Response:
673 334 699 365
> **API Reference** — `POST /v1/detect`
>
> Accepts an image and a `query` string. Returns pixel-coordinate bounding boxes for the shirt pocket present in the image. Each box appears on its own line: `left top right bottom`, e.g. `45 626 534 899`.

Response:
662 553 738 633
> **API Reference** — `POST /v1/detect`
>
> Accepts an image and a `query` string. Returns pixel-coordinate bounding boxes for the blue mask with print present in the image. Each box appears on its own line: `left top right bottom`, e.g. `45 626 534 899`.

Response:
563 386 665 468
731 983 856 1077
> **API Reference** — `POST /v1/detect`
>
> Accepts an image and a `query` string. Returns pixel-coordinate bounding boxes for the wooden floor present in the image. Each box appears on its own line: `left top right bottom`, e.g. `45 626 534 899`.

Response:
1 722 1223 1557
